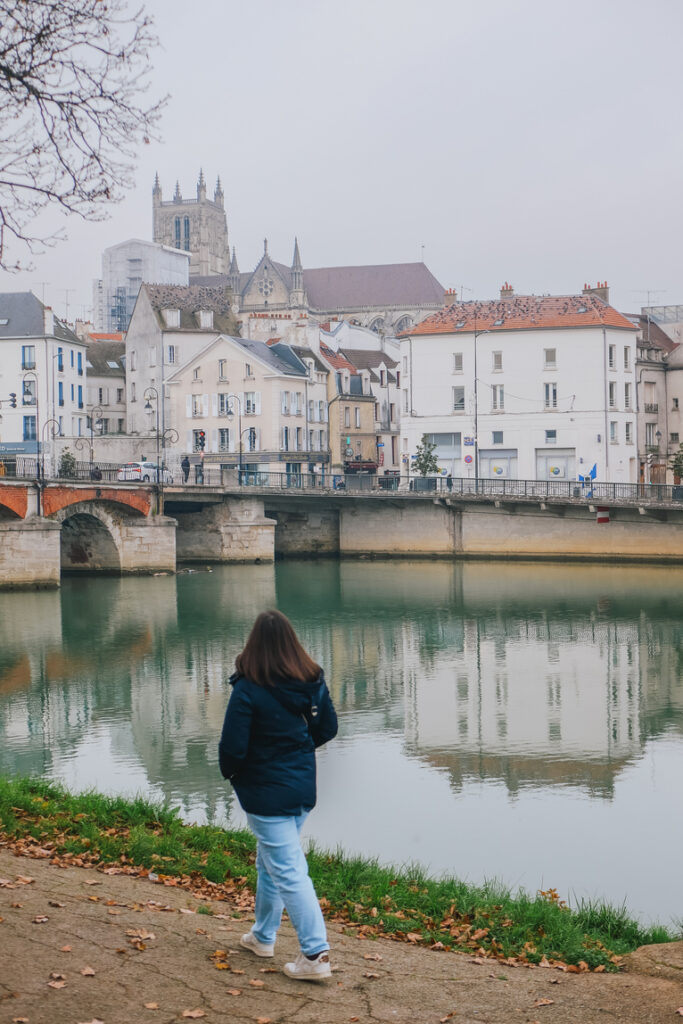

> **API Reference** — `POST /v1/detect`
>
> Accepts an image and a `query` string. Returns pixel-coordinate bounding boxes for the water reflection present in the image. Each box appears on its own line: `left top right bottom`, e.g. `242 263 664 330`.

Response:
1 560 682 919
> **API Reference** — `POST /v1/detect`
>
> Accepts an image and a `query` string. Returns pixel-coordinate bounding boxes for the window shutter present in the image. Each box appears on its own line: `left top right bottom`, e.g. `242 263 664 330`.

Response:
186 430 193 451
255 392 261 415
212 393 218 416
202 393 209 417
211 429 218 453
255 427 260 452
186 395 192 419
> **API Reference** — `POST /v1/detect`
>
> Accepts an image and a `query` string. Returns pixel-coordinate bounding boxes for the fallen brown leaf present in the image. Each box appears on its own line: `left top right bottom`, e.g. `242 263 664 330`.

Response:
533 998 554 1007
12 1017 30 1022
32 915 49 924
258 967 278 973
80 966 96 976
363 953 382 961
107 908 121 916
226 988 241 996
47 980 66 989
16 876 35 884
84 880 101 886
10 901 23 908
675 1010 683 1018
126 928 155 940
249 979 265 987
256 1018 272 1024
363 971 380 979
439 1014 457 1023
48 900 65 908
181 1012 206 1020
60 945 72 952
76 1019 104 1024
144 1003 159 1010
49 972 65 980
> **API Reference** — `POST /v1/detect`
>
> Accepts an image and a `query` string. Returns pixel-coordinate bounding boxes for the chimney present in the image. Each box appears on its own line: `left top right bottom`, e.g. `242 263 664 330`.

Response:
583 281 610 303
500 282 514 300
43 306 54 335
443 287 458 306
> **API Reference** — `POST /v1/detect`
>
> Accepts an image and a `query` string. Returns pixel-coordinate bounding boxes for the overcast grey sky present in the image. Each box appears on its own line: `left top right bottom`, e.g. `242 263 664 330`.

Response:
11 0 683 320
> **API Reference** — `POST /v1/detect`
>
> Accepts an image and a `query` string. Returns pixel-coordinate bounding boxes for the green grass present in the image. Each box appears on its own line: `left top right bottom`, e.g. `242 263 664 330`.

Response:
0 775 677 971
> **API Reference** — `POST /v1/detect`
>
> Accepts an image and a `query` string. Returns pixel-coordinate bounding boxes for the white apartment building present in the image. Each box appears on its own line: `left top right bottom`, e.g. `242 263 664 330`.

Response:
166 334 328 476
0 293 88 455
400 287 639 483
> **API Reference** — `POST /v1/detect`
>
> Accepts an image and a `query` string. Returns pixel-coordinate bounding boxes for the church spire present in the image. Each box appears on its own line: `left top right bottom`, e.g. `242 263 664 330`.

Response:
173 180 182 202
152 172 162 205
229 246 241 296
289 236 305 308
197 168 206 200
214 175 224 207
263 237 269 257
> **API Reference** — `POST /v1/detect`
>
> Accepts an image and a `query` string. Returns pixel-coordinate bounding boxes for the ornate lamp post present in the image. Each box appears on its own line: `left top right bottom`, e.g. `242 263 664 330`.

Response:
144 387 178 512
22 370 40 480
225 393 243 483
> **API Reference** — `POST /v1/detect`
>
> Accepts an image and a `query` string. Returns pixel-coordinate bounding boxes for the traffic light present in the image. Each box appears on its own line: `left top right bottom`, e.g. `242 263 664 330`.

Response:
198 430 206 451
9 393 16 408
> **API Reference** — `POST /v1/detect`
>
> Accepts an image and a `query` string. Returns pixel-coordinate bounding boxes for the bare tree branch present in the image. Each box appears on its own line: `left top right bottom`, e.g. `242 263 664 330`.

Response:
0 0 166 270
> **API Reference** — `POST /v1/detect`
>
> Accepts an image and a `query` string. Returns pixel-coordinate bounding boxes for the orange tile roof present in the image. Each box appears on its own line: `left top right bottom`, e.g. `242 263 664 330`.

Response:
405 295 636 336
88 332 124 341
319 342 358 373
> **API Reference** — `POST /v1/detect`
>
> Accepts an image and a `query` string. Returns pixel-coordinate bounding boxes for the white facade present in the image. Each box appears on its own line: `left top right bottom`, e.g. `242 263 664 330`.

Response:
401 308 639 483
95 239 190 333
0 297 88 457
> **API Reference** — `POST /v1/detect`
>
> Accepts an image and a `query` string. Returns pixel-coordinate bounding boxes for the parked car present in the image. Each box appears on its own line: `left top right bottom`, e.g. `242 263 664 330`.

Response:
117 462 173 484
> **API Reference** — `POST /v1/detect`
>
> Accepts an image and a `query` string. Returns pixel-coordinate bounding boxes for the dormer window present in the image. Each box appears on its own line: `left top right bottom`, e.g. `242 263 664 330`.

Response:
198 309 213 329
162 308 180 328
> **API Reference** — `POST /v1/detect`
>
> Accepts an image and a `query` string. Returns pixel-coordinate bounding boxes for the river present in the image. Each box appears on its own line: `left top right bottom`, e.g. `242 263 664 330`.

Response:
1 559 682 926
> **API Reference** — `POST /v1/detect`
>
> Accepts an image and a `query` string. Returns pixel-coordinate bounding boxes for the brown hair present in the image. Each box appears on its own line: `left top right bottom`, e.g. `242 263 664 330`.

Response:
235 609 321 688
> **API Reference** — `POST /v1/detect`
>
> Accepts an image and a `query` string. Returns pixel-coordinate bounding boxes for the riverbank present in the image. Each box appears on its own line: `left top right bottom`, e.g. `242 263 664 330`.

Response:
1 777 679 975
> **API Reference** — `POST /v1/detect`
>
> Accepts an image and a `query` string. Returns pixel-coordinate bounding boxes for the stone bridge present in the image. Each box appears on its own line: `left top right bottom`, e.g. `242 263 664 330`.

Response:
3 479 683 588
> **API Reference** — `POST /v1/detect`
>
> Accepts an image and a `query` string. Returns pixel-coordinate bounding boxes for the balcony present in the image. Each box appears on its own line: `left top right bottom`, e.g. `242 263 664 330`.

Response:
644 403 659 413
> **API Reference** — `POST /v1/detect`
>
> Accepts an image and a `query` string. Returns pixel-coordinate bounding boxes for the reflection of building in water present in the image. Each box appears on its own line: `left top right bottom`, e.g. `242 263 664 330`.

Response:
404 615 643 796
638 619 683 738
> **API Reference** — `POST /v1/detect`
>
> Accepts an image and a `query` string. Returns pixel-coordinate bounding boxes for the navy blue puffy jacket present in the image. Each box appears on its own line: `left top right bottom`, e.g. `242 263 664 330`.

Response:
218 671 338 816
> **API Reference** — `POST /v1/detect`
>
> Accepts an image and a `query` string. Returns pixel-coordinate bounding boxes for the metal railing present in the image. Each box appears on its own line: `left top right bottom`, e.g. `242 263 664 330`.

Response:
2 463 682 504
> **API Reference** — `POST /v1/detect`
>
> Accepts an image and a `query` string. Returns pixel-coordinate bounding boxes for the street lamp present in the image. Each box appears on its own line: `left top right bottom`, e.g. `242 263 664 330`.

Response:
144 387 161 511
22 370 40 481
472 323 490 484
42 418 61 480
225 393 243 483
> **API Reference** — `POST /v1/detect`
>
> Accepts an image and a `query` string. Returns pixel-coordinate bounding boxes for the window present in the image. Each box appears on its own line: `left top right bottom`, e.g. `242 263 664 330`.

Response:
610 421 618 443
608 345 616 369
671 432 680 444
545 429 557 444
70 350 74 367
71 383 74 401
645 422 658 447
117 388 124 404
390 403 395 422
193 367 200 380
624 346 631 370
130 350 137 370
175 217 181 249
245 363 253 377
296 426 303 450
625 422 633 444
281 426 290 451
167 345 177 364
319 429 325 450
21 345 35 370
117 419 124 433
624 383 631 409
162 309 180 328
22 379 36 406
544 382 557 409
244 392 257 414
452 386 465 412
492 430 503 445
218 359 227 379
403 356 408 373
544 348 556 368
492 351 503 371
218 393 230 416
396 371 400 387
218 428 231 452
403 389 409 413
673 398 680 410
57 347 64 372
192 394 203 416
355 407 360 428
491 385 504 410
58 381 64 407
344 407 350 428
149 345 156 367
318 400 325 421
23 415 37 441
77 351 83 376
453 352 463 373
426 433 462 458
78 385 83 409
281 391 290 415
309 399 315 421
183 216 190 251
379 370 385 386
245 427 257 452
609 382 617 408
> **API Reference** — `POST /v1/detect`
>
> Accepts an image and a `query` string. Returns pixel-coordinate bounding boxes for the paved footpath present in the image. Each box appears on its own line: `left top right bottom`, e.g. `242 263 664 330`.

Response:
1 849 682 1024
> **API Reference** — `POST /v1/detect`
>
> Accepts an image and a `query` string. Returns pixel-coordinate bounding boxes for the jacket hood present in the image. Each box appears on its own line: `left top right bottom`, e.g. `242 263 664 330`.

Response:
229 671 325 705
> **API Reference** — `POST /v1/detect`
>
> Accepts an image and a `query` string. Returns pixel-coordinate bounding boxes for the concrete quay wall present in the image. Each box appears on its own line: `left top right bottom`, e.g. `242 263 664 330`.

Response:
0 519 61 588
174 498 275 563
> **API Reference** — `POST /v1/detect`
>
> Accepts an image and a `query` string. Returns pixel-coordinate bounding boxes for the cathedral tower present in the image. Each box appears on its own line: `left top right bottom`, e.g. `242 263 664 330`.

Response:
152 170 229 277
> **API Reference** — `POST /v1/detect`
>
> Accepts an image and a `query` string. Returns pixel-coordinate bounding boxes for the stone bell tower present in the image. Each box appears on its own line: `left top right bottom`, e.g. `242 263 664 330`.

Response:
152 169 230 277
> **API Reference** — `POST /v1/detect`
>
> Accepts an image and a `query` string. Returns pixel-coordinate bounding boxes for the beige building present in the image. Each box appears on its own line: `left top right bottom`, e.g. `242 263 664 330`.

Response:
85 338 126 436
166 334 329 480
318 342 377 477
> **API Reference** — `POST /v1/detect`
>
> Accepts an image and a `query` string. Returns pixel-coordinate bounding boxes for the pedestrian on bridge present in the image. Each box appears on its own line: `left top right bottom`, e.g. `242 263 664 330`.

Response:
181 455 190 483
219 609 338 982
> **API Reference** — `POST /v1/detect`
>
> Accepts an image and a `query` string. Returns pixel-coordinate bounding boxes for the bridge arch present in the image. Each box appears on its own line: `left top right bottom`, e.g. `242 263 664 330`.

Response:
52 501 124 574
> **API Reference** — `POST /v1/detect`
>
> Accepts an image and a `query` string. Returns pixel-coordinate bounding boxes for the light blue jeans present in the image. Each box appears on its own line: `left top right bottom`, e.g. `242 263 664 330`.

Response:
245 811 329 956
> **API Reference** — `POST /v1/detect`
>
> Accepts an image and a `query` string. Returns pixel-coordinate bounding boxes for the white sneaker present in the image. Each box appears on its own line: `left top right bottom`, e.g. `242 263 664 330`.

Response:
283 950 332 981
240 931 275 958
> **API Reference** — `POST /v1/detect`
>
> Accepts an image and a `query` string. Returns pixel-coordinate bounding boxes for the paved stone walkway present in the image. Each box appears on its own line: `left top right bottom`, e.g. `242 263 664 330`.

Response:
1 849 682 1024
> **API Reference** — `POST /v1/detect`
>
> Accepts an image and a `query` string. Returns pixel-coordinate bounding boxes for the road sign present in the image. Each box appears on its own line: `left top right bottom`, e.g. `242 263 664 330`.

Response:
464 454 473 465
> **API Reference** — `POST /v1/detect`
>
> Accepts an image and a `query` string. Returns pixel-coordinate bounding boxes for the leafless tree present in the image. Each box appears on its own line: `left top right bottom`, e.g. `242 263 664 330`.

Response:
0 0 166 270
